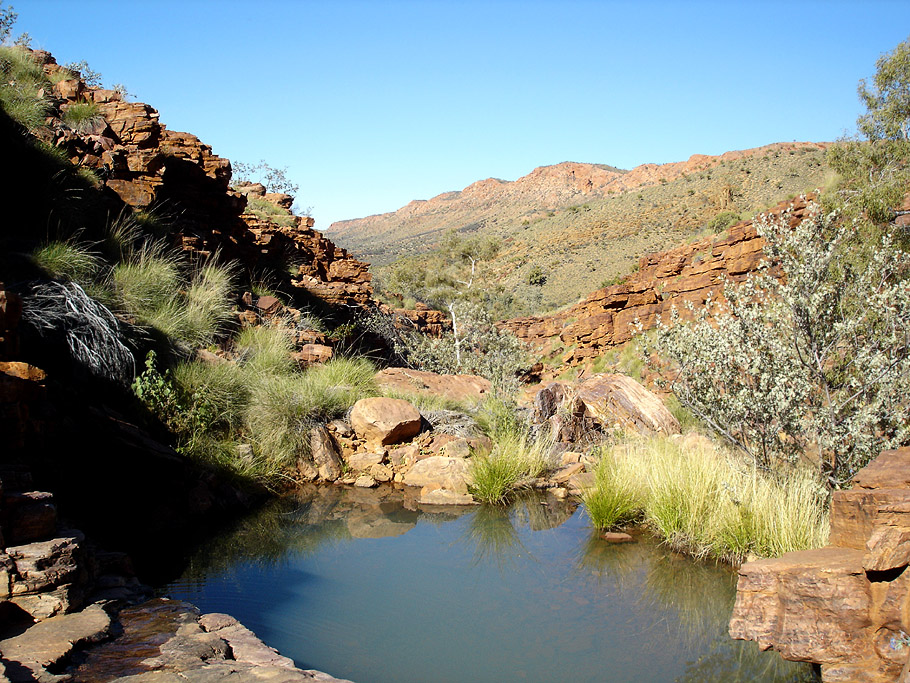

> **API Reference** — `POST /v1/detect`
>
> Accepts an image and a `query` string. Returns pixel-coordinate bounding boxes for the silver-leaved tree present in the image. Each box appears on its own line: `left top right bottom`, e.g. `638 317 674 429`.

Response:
655 202 910 487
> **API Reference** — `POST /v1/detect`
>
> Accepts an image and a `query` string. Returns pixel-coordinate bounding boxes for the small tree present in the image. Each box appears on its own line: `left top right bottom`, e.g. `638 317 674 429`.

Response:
63 59 102 88
655 202 910 486
858 36 910 141
0 3 17 44
233 160 299 196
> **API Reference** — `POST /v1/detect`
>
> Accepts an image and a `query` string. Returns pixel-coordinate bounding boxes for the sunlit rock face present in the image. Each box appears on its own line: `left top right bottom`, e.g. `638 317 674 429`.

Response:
730 446 910 683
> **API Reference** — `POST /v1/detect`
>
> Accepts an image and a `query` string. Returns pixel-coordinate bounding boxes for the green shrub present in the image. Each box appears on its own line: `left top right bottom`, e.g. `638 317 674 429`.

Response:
31 240 100 282
707 210 740 233
61 100 103 133
527 265 547 286
654 202 910 486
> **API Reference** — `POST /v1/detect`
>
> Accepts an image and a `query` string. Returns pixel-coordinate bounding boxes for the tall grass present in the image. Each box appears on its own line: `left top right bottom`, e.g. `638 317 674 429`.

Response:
237 324 295 375
111 245 235 349
0 46 51 132
61 100 104 133
469 427 553 504
31 240 100 282
583 436 829 563
243 357 377 475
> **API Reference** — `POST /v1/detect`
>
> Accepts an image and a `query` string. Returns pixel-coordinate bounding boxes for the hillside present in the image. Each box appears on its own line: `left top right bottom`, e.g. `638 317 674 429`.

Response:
328 143 831 314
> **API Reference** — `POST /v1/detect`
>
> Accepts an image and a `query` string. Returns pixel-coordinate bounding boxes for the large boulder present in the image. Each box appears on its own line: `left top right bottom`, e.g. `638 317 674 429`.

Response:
402 456 473 494
374 368 491 402
730 446 910 682
310 426 343 481
350 398 422 448
575 373 680 436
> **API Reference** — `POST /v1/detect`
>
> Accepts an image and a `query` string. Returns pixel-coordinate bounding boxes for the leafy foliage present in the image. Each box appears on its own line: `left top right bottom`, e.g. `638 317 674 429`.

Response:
654 202 910 486
858 36 910 141
0 2 16 44
233 159 299 196
63 59 102 88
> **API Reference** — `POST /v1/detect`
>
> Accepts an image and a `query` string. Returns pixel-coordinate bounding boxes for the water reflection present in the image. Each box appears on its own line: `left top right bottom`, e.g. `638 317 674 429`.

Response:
166 484 817 683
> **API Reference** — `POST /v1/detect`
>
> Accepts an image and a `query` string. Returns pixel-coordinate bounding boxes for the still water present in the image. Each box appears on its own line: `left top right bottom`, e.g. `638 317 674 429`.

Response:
163 484 815 683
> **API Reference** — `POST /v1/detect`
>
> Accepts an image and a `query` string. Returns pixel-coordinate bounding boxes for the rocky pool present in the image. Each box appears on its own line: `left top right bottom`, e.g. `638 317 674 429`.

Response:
162 484 817 683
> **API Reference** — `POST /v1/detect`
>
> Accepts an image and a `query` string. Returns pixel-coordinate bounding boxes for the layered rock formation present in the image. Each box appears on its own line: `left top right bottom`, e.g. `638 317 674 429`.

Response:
730 447 910 682
501 195 815 365
31 50 374 312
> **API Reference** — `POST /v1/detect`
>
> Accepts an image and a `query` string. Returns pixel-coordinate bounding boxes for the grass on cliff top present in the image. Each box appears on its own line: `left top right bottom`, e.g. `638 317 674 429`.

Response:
0 46 52 132
582 435 830 564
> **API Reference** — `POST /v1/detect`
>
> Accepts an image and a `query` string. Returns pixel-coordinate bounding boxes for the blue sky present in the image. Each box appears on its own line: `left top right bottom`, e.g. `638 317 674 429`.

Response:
11 0 910 231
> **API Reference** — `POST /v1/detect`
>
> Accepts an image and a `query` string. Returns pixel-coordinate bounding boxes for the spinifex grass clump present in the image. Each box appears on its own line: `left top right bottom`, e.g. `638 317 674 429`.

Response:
242 357 378 477
582 453 640 530
584 436 829 563
0 45 51 132
469 418 553 504
61 100 103 133
110 244 235 350
31 240 100 282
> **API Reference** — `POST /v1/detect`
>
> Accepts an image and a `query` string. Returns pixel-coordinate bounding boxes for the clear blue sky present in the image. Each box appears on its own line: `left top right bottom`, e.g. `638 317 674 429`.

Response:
11 0 910 232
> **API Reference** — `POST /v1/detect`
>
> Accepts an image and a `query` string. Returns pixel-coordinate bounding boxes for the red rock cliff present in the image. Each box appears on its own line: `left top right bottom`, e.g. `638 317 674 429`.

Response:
500 195 815 365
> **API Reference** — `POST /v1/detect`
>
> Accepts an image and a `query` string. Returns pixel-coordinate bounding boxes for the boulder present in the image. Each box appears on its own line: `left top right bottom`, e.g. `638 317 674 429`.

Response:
310 426 343 481
293 344 333 368
2 491 57 545
402 456 473 494
730 446 910 682
374 367 491 402
575 373 680 436
349 398 422 447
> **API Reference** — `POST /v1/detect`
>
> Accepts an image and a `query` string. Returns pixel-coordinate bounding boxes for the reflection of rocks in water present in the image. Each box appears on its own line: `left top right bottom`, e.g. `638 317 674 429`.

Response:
511 491 578 531
465 492 579 567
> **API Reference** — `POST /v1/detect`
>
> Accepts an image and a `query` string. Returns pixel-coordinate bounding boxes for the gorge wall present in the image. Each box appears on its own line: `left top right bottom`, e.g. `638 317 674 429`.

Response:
500 194 815 366
32 48 372 312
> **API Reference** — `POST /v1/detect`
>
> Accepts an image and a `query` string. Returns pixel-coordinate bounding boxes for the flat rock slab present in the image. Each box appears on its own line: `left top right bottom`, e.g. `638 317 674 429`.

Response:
0 603 110 675
402 456 473 493
601 532 634 543
350 397 422 447
375 368 491 402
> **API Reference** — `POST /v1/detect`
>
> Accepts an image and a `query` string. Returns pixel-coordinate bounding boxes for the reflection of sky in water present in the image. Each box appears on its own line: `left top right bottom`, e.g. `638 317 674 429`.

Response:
163 488 816 683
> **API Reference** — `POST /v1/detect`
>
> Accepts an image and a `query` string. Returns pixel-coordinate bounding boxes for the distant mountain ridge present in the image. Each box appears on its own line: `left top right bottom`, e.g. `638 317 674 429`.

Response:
327 142 827 266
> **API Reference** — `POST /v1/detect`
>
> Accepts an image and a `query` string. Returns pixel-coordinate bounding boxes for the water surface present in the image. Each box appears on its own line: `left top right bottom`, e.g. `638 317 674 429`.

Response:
164 484 815 683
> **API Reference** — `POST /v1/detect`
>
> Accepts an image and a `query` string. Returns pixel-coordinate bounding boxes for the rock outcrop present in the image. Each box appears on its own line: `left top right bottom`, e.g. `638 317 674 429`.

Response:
730 447 910 682
374 368 491 402
30 50 374 313
531 374 679 444
501 195 815 366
